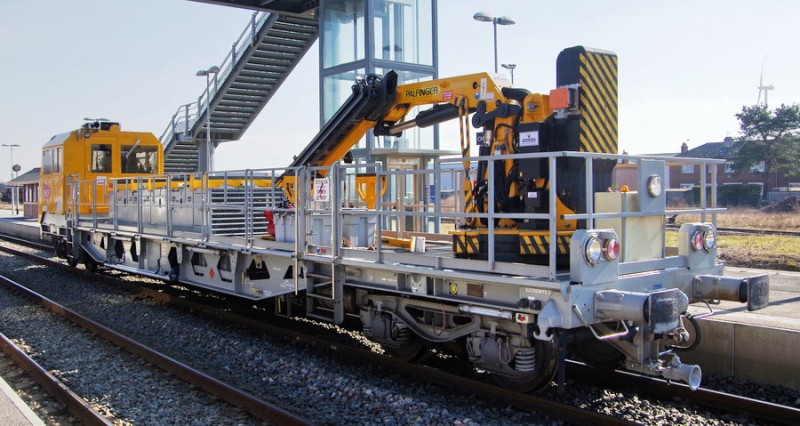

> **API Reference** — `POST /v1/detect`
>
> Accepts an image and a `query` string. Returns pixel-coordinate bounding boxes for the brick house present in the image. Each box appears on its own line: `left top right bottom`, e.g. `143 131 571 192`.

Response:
672 137 800 194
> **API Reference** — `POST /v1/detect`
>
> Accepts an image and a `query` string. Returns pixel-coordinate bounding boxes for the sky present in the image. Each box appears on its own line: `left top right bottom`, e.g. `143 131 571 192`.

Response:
1 0 799 180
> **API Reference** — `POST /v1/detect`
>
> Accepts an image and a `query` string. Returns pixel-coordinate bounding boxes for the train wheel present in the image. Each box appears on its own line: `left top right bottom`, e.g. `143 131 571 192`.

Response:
574 338 625 371
67 257 78 268
82 252 98 273
493 337 558 392
54 239 68 259
382 339 425 362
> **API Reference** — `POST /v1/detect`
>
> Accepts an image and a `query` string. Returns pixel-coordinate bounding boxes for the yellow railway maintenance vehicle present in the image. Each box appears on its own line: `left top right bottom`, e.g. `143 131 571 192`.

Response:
40 47 769 392
40 120 163 266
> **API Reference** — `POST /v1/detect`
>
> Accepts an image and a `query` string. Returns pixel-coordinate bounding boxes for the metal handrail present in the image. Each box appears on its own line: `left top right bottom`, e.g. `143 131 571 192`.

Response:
69 151 726 280
159 11 270 146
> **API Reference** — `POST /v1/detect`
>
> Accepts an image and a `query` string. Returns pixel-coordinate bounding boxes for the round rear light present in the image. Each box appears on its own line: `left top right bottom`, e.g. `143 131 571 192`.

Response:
647 175 663 197
690 230 704 251
703 228 716 252
604 238 620 261
584 236 603 266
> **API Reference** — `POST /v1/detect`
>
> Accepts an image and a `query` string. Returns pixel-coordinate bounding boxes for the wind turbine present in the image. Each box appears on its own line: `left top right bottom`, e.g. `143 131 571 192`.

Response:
757 57 774 107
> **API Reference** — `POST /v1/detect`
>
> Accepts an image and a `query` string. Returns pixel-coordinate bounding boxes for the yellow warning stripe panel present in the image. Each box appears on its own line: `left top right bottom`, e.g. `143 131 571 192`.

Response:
586 53 618 106
579 54 617 125
578 52 618 154
519 235 542 255
585 53 618 134
578 99 613 152
583 72 617 140
577 96 615 154
584 51 618 108
579 133 602 154
519 233 571 255
453 234 479 255
580 69 618 137
579 62 617 151
580 64 618 137
452 229 527 236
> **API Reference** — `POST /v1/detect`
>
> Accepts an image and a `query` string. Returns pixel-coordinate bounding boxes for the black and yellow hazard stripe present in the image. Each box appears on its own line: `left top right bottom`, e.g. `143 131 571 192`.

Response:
456 95 479 228
452 232 479 255
519 232 571 256
578 50 618 154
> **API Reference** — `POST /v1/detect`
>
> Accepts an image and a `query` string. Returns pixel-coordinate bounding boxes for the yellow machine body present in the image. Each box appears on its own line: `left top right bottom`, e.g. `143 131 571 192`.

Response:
39 122 164 218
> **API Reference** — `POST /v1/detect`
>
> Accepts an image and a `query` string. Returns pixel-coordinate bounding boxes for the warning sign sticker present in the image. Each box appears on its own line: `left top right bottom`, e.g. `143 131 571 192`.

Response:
314 178 330 202
520 131 540 147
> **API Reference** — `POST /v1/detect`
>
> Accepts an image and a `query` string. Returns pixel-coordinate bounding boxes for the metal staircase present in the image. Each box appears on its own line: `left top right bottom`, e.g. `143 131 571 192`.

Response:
161 11 318 173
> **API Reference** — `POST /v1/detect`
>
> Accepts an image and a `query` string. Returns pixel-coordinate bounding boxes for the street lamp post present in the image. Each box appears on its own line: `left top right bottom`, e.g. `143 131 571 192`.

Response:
196 65 220 173
501 63 516 85
473 12 515 73
2 144 21 180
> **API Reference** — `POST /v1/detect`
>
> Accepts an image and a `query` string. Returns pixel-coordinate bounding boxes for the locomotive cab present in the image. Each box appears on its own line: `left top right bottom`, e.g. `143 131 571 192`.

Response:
39 120 163 242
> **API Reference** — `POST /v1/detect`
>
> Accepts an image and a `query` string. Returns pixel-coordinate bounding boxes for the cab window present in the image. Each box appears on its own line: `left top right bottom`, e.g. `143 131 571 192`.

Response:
53 147 62 173
42 150 52 174
121 144 158 174
91 144 112 173
42 147 62 175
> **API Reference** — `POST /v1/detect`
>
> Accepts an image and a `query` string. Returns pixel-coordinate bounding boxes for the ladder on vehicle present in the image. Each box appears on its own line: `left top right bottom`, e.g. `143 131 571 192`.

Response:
305 265 345 324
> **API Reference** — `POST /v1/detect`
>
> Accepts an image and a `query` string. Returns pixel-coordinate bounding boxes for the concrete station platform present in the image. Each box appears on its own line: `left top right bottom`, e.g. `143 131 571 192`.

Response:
0 375 44 426
0 209 40 241
0 211 46 425
1 208 798 389
682 267 800 389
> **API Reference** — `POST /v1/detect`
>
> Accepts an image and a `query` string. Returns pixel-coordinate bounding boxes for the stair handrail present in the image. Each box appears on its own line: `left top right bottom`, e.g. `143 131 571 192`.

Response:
160 11 270 146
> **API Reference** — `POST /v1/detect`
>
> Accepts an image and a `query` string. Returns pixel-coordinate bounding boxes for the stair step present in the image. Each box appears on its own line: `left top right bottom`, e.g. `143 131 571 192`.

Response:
262 36 310 49
163 11 318 170
278 15 318 27
272 22 318 35
218 99 262 107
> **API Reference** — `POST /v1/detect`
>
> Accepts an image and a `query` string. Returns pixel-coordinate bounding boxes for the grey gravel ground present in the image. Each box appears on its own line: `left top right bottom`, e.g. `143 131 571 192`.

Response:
1 242 797 425
0 272 262 425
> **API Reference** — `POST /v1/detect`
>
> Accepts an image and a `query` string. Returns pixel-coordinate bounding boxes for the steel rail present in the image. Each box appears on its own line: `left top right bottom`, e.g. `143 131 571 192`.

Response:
567 362 800 426
714 226 800 237
0 232 51 251
0 331 112 425
0 271 310 426
150 298 637 426
665 224 800 237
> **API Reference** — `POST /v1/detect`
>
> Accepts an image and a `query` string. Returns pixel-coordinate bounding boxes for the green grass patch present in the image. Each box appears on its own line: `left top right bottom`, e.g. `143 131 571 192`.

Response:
667 231 800 271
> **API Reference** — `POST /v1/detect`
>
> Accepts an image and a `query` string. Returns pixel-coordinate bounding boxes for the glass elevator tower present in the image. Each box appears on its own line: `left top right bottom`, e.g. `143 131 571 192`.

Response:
319 0 439 158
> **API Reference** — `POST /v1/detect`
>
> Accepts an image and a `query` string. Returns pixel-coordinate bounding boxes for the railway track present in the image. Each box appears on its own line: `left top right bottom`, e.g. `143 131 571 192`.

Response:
0 270 309 425
0 330 110 425
2 234 799 424
666 224 800 237
568 363 800 425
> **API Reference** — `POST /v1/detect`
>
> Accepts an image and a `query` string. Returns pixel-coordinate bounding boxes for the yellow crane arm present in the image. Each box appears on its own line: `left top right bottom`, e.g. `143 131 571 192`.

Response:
289 72 509 172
